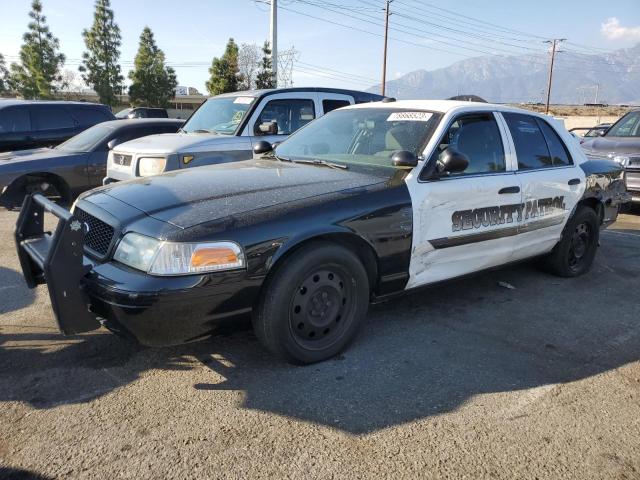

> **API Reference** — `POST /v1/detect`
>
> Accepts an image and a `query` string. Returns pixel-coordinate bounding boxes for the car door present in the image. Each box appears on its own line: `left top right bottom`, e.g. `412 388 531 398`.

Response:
407 111 523 288
500 112 585 261
30 105 78 148
245 93 317 146
0 107 32 152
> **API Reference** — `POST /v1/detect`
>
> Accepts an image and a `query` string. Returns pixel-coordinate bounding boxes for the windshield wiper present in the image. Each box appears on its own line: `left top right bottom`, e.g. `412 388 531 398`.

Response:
190 129 215 134
291 158 348 170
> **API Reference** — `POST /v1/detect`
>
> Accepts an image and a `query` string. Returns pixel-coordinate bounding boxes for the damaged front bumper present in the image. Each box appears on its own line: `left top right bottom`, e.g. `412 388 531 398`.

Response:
14 194 261 345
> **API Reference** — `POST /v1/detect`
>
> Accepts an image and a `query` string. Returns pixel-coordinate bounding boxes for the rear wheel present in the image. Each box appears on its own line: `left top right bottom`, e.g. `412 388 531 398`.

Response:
253 242 370 364
540 206 599 277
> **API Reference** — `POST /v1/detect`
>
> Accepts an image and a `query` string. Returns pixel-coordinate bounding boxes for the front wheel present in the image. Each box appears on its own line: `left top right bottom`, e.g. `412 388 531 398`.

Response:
253 242 370 364
540 206 600 277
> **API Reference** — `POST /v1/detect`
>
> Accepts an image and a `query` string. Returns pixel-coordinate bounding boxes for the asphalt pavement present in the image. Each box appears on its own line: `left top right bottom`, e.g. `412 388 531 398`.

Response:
1 207 639 479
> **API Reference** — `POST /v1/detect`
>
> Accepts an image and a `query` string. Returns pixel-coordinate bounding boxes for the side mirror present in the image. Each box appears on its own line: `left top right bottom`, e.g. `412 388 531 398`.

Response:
437 148 469 175
107 138 122 150
391 150 419 169
253 140 273 155
257 121 278 135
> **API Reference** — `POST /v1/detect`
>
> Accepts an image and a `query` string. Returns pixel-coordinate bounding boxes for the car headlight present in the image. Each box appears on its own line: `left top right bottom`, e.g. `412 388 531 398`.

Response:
612 155 630 167
138 157 167 177
113 233 245 275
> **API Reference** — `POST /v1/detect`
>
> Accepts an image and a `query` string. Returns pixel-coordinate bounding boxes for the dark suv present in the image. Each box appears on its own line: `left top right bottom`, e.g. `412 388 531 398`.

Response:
115 107 169 119
0 100 115 153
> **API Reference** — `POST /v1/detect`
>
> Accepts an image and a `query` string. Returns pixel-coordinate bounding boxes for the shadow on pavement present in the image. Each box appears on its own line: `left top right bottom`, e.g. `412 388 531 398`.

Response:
0 467 53 480
0 267 35 315
1 231 639 434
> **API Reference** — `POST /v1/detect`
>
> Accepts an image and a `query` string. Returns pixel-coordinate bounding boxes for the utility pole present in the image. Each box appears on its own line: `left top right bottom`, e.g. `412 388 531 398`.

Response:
270 0 278 87
544 38 565 114
594 82 600 104
381 0 392 96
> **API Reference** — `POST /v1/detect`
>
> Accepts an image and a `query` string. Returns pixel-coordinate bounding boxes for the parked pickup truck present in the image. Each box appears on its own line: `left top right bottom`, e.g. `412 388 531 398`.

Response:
15 100 629 364
104 87 385 183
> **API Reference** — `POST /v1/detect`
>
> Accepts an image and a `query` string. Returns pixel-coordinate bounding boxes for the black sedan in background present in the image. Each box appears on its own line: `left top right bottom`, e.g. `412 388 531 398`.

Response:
0 118 184 209
0 100 115 152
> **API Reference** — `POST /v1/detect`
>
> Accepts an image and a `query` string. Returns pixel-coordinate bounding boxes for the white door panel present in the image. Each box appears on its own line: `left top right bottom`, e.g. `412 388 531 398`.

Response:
406 173 523 288
513 166 585 259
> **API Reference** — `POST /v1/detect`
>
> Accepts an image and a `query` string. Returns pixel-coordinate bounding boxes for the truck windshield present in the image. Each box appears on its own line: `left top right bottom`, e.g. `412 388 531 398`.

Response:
275 108 441 169
182 96 255 135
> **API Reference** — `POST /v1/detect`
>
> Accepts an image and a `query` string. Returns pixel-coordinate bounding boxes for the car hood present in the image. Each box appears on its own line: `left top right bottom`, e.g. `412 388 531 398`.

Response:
582 136 640 156
113 132 241 155
90 159 390 229
0 148 76 164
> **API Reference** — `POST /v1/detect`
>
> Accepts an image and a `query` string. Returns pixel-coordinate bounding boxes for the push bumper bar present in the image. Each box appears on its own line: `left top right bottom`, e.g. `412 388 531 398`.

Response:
14 194 100 335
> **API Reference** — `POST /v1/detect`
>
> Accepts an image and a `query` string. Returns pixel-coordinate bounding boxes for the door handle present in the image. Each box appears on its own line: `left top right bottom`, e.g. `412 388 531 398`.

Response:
498 186 520 194
568 178 581 185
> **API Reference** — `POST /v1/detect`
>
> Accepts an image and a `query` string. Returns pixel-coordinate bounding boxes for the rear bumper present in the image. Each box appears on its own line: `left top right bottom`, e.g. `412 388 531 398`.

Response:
14 194 262 346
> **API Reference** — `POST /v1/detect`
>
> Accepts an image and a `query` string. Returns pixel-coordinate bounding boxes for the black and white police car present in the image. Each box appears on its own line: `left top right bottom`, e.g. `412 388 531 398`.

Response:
15 100 628 364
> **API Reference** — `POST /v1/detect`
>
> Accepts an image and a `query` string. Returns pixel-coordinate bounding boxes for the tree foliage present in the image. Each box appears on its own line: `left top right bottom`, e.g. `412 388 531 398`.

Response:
255 41 276 89
127 27 177 108
238 43 260 90
9 0 65 99
79 0 123 106
206 38 240 95
0 54 9 94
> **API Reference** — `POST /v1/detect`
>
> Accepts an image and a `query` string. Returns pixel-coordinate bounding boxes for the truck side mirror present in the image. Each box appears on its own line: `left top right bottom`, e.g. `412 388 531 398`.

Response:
253 140 273 155
257 121 278 136
107 138 122 150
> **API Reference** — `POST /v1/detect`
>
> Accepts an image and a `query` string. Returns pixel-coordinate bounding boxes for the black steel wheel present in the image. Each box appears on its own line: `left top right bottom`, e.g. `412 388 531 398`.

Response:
254 242 370 364
540 205 599 277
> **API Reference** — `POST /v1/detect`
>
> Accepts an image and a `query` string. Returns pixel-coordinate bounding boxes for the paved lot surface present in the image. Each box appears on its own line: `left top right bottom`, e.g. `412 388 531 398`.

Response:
1 207 640 479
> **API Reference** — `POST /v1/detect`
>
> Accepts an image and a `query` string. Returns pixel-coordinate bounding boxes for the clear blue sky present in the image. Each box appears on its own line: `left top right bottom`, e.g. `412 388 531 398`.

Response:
1 0 639 93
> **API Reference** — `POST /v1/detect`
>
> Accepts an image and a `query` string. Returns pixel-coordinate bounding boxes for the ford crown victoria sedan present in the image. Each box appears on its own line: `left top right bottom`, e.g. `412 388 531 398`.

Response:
15 100 628 364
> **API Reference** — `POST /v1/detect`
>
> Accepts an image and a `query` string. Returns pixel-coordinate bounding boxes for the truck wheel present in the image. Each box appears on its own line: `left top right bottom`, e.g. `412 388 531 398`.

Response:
253 242 370 364
541 206 600 277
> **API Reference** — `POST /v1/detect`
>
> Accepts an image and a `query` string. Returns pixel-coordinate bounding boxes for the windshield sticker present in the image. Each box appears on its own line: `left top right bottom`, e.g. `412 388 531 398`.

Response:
233 96 254 104
387 111 433 122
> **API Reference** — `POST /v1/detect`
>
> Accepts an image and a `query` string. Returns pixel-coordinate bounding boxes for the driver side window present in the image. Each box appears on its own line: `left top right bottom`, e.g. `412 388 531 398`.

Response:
430 113 506 176
254 99 315 136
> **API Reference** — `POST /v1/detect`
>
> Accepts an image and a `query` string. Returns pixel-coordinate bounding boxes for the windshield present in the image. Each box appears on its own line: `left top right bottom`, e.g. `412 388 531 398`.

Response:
115 108 132 119
56 123 115 152
275 108 441 169
182 96 255 134
606 111 640 137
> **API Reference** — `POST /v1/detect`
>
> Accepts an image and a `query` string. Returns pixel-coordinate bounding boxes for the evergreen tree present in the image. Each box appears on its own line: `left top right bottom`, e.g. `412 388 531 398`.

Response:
206 38 240 95
255 41 276 89
0 54 9 94
79 0 123 106
9 0 65 99
127 27 177 108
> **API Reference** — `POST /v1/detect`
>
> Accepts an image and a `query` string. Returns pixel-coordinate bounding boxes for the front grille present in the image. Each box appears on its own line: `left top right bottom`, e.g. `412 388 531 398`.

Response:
113 153 132 166
74 208 115 257
627 156 640 167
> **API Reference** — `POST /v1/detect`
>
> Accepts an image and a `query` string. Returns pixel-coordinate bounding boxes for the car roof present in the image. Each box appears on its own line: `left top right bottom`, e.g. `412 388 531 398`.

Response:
213 87 385 101
101 118 184 129
345 99 552 117
0 99 110 108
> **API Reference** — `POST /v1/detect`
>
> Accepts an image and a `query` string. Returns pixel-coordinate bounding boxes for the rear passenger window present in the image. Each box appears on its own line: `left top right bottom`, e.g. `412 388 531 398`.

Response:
537 119 573 166
430 113 506 175
503 113 554 170
33 107 75 130
322 99 351 114
0 108 31 133
73 108 111 126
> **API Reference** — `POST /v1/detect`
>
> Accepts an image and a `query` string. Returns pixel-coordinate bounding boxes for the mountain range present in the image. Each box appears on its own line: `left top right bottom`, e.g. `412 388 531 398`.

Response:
368 43 640 104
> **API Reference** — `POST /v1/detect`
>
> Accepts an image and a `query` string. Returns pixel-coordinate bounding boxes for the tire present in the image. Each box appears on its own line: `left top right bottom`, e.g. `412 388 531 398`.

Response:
540 206 600 277
5 177 70 211
253 242 370 364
